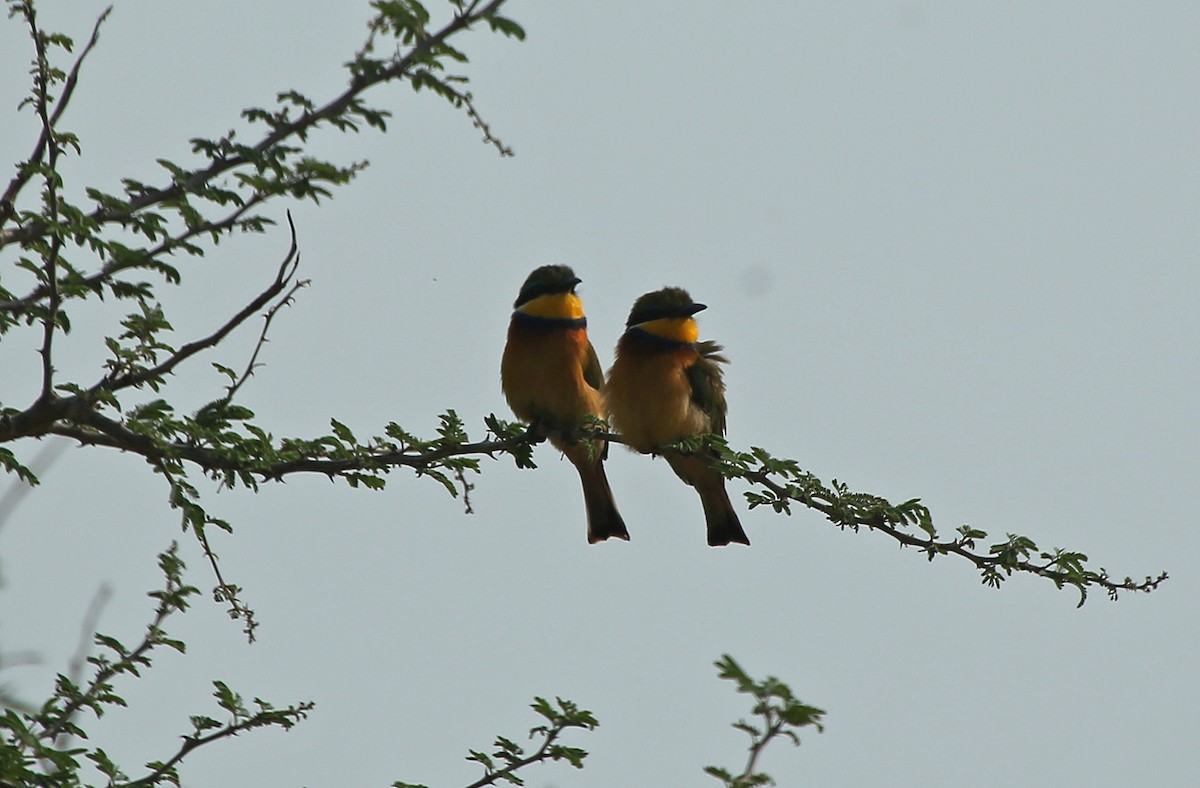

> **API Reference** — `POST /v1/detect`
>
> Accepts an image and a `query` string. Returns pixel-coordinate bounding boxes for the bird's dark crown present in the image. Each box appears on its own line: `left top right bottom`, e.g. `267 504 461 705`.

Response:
514 265 581 309
625 286 706 327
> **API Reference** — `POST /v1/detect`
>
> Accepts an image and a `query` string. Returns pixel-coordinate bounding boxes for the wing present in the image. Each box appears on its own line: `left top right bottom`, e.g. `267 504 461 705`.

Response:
684 340 729 435
582 340 604 393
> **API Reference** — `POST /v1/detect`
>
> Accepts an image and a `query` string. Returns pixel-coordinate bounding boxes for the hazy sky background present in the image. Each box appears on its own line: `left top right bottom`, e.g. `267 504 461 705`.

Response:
1 2 1197 786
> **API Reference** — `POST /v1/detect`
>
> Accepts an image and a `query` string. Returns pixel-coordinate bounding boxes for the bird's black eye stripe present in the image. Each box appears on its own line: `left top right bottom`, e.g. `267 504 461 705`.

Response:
628 304 700 326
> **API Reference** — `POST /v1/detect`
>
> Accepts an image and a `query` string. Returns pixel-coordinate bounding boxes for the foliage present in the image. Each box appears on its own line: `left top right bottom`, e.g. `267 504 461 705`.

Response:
394 697 598 788
704 655 825 788
701 438 1168 606
0 543 313 787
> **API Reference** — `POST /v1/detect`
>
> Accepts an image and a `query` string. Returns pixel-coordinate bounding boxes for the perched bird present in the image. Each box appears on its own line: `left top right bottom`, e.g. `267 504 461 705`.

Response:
605 287 750 546
500 265 629 544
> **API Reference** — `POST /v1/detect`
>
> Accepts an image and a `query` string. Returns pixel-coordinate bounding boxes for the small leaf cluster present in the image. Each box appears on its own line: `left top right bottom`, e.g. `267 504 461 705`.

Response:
704 655 825 788
350 0 523 156
395 696 596 788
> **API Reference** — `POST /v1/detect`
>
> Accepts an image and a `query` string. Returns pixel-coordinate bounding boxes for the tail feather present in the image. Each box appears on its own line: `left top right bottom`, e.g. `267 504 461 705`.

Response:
566 442 630 544
697 482 750 547
666 452 750 547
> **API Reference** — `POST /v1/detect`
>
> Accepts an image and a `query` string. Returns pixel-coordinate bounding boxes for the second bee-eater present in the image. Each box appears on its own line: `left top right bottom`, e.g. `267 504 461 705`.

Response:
605 287 750 546
500 265 629 544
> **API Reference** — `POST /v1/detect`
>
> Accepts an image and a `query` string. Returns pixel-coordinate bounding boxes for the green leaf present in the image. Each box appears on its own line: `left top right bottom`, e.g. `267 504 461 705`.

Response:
330 418 356 444
486 15 526 40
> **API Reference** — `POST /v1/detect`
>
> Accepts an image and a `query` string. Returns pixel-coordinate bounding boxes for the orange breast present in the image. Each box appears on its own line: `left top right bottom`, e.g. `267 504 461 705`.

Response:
501 321 603 428
605 341 710 453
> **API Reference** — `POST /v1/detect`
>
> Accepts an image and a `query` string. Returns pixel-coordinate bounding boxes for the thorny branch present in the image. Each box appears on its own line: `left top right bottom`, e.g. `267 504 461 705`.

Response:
93 212 304 395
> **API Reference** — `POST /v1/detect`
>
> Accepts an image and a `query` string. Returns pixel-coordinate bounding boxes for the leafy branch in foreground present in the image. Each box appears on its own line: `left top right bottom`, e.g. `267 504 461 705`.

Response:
393 696 597 788
0 543 312 788
393 656 818 788
705 655 824 788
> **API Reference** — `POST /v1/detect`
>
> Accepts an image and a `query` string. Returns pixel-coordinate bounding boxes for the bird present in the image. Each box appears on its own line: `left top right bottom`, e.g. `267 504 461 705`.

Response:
500 265 629 544
604 286 750 546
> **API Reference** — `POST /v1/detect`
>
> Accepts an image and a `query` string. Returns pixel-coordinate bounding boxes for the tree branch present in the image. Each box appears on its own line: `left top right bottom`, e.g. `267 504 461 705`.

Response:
92 212 302 396
46 412 542 481
53 584 112 749
733 456 1167 603
24 1 66 403
0 189 273 315
120 703 310 788
34 545 194 745
0 0 510 252
461 728 567 788
0 4 111 232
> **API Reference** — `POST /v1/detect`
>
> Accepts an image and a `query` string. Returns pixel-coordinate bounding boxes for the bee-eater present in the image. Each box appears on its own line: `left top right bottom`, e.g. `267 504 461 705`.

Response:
500 265 629 544
605 287 750 546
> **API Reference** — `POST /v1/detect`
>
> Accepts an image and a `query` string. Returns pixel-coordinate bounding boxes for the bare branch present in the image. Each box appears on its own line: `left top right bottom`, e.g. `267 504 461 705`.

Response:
93 213 302 395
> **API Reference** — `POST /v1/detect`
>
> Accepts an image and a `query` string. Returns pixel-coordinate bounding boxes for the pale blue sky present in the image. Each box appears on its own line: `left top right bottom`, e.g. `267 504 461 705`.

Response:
2 2 1197 786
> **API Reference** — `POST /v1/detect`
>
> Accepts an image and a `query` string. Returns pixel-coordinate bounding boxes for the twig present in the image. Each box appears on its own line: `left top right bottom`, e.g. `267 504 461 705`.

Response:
0 192 273 315
191 518 258 643
36 546 186 744
462 728 566 788
121 707 307 788
25 3 65 403
739 464 1167 601
0 5 111 231
218 216 307 405
92 214 301 395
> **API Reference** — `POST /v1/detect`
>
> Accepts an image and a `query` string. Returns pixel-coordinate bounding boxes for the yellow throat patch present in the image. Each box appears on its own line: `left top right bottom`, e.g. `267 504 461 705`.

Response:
633 317 699 344
517 292 585 320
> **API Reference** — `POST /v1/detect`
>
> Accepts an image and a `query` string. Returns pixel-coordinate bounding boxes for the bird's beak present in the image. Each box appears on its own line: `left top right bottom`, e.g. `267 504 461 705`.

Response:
685 302 707 315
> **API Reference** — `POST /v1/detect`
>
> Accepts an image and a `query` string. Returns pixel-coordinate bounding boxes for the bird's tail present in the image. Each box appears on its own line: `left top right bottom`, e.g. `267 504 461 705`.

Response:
666 452 750 547
697 482 750 547
567 442 630 544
